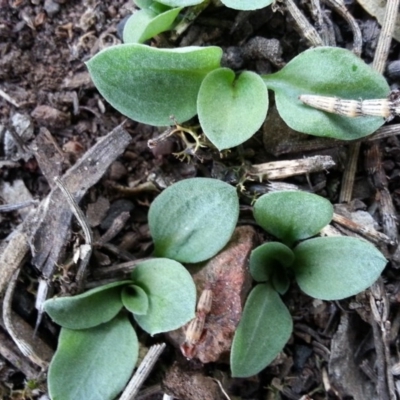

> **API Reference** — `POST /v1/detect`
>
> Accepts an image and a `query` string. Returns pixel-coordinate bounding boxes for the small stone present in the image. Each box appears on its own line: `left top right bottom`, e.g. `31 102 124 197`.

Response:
31 105 70 129
221 46 244 70
387 60 400 80
86 197 110 227
242 37 284 67
108 161 127 181
44 0 60 17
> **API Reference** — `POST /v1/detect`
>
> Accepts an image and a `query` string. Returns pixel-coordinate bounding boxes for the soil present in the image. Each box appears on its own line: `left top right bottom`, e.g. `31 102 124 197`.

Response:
1 0 400 399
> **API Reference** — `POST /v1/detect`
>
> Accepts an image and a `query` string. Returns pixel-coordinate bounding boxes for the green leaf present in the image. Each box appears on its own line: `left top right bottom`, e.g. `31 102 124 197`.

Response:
121 284 149 315
263 47 390 140
123 8 182 44
44 281 131 330
149 178 239 263
220 0 273 10
250 242 294 282
231 283 293 377
253 191 333 246
86 44 222 126
197 68 268 150
48 315 138 400
293 237 387 300
132 258 196 334
272 267 290 295
157 0 203 6
134 0 171 12
135 0 155 8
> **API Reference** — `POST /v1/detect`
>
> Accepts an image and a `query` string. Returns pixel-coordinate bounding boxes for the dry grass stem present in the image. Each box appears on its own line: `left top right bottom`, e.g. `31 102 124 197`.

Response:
323 0 362 55
248 155 335 181
284 0 324 46
372 0 400 73
332 212 395 245
339 142 360 203
119 343 166 400
3 270 52 370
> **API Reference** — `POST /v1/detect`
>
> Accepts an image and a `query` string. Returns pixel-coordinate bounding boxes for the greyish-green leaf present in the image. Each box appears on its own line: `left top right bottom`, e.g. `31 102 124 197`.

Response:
149 178 239 263
250 242 294 283
263 47 389 140
86 44 222 126
44 281 131 330
197 68 268 150
220 0 274 10
132 258 196 334
157 0 203 6
48 315 138 400
293 236 387 300
134 0 171 12
231 283 293 377
253 191 333 246
123 8 182 44
121 284 149 315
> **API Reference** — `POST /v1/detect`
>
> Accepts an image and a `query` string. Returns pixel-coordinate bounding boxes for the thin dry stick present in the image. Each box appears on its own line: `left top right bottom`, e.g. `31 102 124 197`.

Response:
54 177 93 245
0 199 39 213
338 142 360 203
322 0 362 56
368 124 400 141
284 0 324 46
248 155 335 181
372 0 400 74
307 0 332 45
54 177 93 291
0 88 20 108
368 1 398 395
213 379 232 400
332 213 395 245
119 343 166 400
0 224 31 296
3 270 49 369
369 280 393 400
339 0 396 203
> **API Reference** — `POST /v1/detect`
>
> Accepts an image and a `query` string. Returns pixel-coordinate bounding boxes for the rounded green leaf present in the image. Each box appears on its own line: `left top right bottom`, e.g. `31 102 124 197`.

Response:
149 178 239 263
121 285 149 315
48 315 138 400
253 191 333 246
220 0 273 10
123 8 182 44
86 44 222 126
131 258 196 334
250 242 294 282
263 47 390 140
157 0 203 6
44 281 131 330
231 283 293 377
293 237 387 300
197 68 268 150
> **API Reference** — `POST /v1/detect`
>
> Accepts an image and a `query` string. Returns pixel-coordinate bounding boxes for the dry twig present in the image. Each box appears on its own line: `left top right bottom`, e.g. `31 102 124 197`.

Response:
2 270 52 370
248 155 335 181
322 0 362 55
283 0 324 46
119 343 166 400
338 142 360 203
